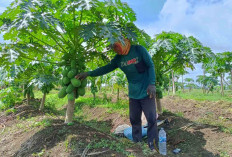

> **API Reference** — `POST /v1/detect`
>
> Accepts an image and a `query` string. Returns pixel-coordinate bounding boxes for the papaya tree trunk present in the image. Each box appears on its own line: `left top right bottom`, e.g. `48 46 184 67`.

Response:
26 93 30 106
39 93 46 111
201 84 204 93
22 85 24 95
65 90 76 123
220 73 224 96
230 70 232 90
117 88 119 102
156 96 162 114
203 70 206 94
172 70 175 95
93 93 96 103
168 80 171 95
182 75 184 93
65 99 75 123
112 86 114 94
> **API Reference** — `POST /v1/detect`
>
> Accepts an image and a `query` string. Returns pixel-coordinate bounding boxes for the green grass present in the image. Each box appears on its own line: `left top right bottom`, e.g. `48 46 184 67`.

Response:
5 108 17 115
30 118 53 128
34 87 129 111
90 138 135 156
175 111 184 117
75 91 129 111
220 151 230 157
164 89 232 102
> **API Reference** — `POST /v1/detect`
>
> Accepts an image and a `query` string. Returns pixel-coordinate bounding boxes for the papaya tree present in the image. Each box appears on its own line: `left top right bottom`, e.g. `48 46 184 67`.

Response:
0 0 145 123
184 78 194 92
175 68 188 92
226 75 232 90
149 31 211 113
0 66 22 110
111 69 127 102
204 76 218 94
0 43 60 108
89 77 98 104
32 63 60 111
196 75 206 93
221 52 232 90
0 43 35 106
15 62 41 106
204 53 228 96
199 46 215 94
85 53 110 103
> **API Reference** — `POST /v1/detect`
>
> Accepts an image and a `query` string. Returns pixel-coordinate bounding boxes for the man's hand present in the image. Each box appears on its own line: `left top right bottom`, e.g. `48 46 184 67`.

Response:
75 72 88 80
147 84 156 98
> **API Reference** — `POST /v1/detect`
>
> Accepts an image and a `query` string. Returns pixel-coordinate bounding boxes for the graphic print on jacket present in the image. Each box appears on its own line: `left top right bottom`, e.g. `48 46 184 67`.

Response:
121 57 139 67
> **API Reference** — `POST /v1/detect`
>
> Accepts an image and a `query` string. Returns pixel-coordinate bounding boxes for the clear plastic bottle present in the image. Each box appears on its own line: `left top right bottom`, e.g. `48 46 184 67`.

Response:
159 128 167 155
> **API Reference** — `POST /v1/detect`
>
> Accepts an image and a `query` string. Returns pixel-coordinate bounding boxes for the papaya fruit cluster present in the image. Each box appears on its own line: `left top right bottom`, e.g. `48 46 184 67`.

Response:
58 60 87 100
41 84 54 94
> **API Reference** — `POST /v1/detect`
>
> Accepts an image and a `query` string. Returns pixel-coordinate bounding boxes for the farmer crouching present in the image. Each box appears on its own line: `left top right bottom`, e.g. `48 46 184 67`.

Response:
75 38 159 151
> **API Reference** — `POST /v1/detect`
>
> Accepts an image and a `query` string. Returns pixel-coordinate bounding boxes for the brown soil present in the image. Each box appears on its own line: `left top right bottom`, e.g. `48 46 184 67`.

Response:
0 96 231 157
161 96 232 156
0 99 158 157
80 105 131 133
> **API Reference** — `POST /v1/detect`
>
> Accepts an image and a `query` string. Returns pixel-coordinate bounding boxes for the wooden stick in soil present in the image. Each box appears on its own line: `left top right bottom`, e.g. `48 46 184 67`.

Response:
77 150 109 156
81 145 90 157
87 150 109 156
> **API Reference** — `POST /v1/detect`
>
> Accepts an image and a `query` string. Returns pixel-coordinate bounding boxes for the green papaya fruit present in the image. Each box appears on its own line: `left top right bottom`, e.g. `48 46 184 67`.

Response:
68 69 77 79
59 79 64 86
66 66 71 71
71 78 81 87
71 60 76 69
80 79 88 87
58 86 67 98
62 68 69 76
66 84 75 94
77 87 85 96
63 77 70 85
67 92 75 101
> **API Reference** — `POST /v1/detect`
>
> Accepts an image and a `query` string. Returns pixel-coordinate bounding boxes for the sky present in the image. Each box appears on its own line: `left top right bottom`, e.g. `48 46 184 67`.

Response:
0 0 231 81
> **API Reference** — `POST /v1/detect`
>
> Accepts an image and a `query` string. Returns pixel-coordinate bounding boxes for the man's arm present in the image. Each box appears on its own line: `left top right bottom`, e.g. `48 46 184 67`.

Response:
88 55 119 77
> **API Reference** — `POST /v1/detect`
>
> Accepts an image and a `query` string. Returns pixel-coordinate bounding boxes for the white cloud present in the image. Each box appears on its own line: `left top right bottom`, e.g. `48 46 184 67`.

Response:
139 0 232 53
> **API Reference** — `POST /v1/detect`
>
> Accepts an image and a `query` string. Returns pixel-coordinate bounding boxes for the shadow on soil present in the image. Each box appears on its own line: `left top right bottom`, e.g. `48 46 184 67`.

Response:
13 119 125 157
159 111 220 157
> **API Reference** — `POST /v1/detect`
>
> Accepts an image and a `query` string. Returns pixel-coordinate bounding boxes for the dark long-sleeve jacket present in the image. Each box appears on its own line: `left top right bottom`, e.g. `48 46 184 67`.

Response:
88 45 155 99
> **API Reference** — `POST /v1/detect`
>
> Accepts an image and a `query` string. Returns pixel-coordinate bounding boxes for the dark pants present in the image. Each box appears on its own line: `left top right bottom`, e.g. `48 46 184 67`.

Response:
129 96 158 148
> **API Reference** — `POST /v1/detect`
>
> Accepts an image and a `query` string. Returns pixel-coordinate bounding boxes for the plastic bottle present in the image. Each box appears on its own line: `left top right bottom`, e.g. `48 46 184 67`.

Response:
159 128 167 155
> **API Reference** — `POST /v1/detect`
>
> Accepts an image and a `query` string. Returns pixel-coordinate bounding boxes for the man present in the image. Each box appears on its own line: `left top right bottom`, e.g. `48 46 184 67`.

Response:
75 38 158 150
